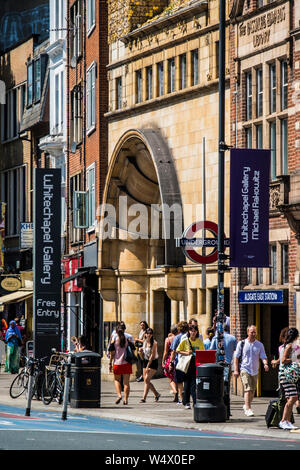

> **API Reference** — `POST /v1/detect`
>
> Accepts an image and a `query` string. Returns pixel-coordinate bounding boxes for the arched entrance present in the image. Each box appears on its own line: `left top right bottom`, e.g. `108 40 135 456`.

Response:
98 129 185 376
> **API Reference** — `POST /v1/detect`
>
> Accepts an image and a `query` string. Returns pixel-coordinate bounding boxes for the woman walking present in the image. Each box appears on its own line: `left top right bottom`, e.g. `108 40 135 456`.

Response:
279 328 300 430
109 326 133 405
176 325 204 409
140 328 160 403
4 320 22 374
162 325 178 401
134 320 148 382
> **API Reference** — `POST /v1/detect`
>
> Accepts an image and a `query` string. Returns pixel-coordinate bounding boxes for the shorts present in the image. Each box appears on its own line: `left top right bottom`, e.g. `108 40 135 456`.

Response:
280 380 298 398
113 363 132 375
240 370 258 392
143 359 158 370
174 367 186 384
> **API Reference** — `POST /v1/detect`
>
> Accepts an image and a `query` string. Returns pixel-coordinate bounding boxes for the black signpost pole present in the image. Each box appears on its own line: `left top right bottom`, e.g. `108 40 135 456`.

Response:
217 0 226 364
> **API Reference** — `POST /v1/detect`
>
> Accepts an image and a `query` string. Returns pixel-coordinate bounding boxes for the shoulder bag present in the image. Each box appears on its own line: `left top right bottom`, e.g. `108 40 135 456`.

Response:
124 342 138 364
176 339 193 374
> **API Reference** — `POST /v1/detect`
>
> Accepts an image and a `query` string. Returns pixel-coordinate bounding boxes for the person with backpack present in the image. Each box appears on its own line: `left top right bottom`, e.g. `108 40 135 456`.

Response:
233 325 269 417
278 328 300 430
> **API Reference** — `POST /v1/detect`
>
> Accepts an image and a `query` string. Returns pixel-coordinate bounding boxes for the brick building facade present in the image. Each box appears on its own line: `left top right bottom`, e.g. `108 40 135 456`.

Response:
229 0 300 395
63 0 108 352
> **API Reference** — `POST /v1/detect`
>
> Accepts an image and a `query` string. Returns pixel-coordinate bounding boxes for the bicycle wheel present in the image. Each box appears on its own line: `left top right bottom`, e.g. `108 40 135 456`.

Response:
41 371 56 405
9 370 29 398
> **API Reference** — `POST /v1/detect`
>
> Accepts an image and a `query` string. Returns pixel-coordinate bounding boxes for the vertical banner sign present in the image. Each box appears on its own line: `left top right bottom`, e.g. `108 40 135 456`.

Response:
33 169 61 358
230 148 271 267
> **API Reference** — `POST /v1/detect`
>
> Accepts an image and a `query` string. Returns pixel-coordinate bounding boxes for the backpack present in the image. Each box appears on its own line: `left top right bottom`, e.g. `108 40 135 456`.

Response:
265 394 294 428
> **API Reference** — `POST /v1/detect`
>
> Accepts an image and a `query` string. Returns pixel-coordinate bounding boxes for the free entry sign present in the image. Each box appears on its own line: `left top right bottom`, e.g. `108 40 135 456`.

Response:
33 169 61 358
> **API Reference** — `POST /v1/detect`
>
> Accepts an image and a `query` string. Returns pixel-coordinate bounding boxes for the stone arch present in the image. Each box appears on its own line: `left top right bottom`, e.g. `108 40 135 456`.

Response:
99 128 185 270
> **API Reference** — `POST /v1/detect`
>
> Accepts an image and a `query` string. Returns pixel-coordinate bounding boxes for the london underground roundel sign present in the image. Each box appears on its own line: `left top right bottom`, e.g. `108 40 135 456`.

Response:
178 220 228 264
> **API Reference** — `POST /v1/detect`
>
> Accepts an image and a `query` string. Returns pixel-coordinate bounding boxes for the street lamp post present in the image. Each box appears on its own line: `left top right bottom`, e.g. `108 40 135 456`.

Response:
217 0 226 364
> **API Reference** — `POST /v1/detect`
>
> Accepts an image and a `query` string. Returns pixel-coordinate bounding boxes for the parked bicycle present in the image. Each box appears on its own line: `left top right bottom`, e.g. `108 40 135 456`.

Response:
41 352 68 405
9 356 48 400
9 355 30 399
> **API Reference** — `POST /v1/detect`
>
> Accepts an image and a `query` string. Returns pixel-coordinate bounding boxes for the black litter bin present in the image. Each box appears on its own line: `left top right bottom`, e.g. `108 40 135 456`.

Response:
194 363 227 423
70 351 101 408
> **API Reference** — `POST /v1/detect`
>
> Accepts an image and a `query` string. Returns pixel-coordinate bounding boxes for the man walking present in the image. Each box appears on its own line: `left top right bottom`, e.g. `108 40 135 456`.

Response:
234 325 269 417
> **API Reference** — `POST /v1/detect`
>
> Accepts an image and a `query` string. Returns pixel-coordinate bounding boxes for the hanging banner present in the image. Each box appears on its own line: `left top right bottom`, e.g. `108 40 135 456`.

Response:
33 168 61 359
230 148 270 267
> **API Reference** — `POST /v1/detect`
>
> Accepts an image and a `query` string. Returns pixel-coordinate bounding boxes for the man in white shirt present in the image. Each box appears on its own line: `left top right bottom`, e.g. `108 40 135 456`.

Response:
234 325 269 417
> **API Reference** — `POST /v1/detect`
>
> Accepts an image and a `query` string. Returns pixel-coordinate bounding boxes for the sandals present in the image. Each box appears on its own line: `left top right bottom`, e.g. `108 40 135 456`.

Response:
123 401 128 405
155 394 161 402
140 398 146 403
115 396 122 404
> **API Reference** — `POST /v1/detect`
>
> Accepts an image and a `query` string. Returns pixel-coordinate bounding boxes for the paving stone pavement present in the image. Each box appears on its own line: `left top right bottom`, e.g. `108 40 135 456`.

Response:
1 370 300 440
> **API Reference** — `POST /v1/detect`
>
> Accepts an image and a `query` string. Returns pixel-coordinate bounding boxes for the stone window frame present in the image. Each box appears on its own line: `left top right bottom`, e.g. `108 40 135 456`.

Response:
241 56 290 180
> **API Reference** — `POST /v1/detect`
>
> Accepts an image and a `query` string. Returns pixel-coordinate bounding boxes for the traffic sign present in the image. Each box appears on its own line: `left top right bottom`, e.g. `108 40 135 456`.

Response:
177 220 229 264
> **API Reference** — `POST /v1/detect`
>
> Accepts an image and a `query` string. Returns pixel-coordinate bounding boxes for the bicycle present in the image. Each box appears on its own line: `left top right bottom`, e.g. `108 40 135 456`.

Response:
41 352 68 405
9 356 30 399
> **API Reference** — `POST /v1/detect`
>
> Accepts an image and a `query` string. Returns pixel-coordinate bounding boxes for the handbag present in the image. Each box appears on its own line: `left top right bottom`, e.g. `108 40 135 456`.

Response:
280 362 300 384
176 339 194 373
125 342 138 364
176 353 192 373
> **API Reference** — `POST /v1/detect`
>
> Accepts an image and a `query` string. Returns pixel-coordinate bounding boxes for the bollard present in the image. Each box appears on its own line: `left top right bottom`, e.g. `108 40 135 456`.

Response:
62 355 72 420
25 358 35 417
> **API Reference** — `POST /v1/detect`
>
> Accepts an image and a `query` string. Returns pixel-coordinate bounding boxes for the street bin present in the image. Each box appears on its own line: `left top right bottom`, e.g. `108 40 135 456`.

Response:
194 363 227 423
70 351 101 408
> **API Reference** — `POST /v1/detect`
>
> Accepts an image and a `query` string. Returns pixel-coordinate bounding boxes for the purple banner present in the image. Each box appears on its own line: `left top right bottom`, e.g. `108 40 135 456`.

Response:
230 148 270 267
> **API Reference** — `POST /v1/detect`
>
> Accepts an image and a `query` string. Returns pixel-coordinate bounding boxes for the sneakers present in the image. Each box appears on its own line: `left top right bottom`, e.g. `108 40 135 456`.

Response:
177 400 183 406
243 405 254 417
279 421 298 430
184 404 191 409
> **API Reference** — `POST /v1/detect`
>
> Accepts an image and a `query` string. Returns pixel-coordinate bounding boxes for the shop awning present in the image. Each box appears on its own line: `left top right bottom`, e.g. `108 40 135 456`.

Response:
0 289 33 305
61 267 95 284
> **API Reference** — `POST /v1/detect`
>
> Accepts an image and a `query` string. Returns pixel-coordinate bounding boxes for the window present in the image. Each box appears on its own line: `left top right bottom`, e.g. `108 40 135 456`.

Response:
246 72 252 120
269 63 276 113
136 69 142 103
257 268 263 285
34 59 41 102
281 119 288 175
168 58 175 93
256 124 263 148
256 68 263 117
55 73 60 132
0 166 26 236
281 243 288 284
245 127 252 148
71 173 85 241
70 84 82 144
157 62 164 97
27 55 47 107
281 60 288 110
191 50 199 86
1 88 17 141
27 63 33 106
179 53 187 89
270 121 276 180
146 66 153 100
246 268 252 284
116 76 122 110
86 63 96 130
87 0 95 33
70 0 82 59
270 244 277 284
86 164 95 228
